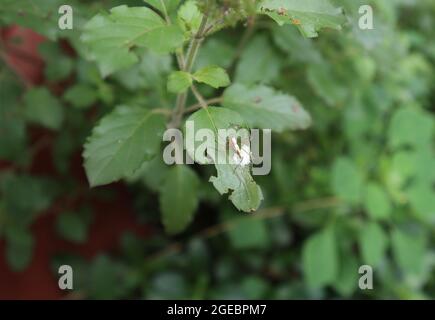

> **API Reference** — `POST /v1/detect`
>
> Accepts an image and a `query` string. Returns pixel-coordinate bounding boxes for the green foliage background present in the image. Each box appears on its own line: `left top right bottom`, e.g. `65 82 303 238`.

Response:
0 0 434 299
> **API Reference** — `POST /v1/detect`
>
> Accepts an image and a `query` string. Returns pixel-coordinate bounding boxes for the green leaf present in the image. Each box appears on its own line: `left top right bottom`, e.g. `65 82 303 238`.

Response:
391 228 426 276
388 107 434 149
81 5 184 76
167 71 192 93
63 84 98 109
258 0 345 38
127 155 170 192
302 227 338 288
23 88 64 130
227 217 269 249
193 65 231 89
116 50 172 91
83 106 166 187
388 149 435 198
241 276 269 299
307 62 348 107
223 83 312 132
185 107 263 212
0 174 57 225
56 212 89 243
407 183 435 223
364 183 392 220
88 255 131 299
39 42 74 82
411 149 435 185
159 165 200 234
334 254 358 297
359 222 388 267
5 227 34 272
177 0 202 35
272 26 321 63
195 39 236 70
211 163 264 212
387 150 416 194
331 157 364 204
235 35 281 85
0 80 27 162
185 107 244 163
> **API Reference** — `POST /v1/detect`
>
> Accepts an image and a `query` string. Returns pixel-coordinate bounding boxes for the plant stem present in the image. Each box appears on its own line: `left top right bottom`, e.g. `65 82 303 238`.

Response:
170 10 210 127
170 93 187 128
184 97 223 114
184 13 209 73
175 49 185 70
190 84 208 109
143 197 342 263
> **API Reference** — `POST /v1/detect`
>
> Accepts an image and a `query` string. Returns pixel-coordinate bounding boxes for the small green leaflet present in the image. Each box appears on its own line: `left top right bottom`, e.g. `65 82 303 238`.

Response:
223 83 311 132
302 226 338 288
185 107 263 212
388 107 434 149
5 227 34 272
334 254 358 297
177 0 202 35
193 66 231 89
258 0 345 38
56 211 89 243
167 71 192 93
391 228 427 277
168 66 231 93
364 183 392 220
331 157 364 204
224 209 270 249
83 106 166 187
235 35 280 85
160 165 200 234
63 84 98 109
39 42 74 82
408 182 435 223
81 5 184 76
0 173 57 225
23 88 64 131
272 26 322 63
359 222 388 267
307 62 348 106
195 38 235 70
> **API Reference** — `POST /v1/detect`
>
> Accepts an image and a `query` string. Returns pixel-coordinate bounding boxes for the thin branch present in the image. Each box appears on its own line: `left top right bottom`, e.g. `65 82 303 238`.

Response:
190 84 208 109
184 97 223 114
175 48 185 70
184 13 209 73
143 197 343 264
169 92 188 128
292 197 341 214
170 8 210 128
152 108 172 116
144 207 284 263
